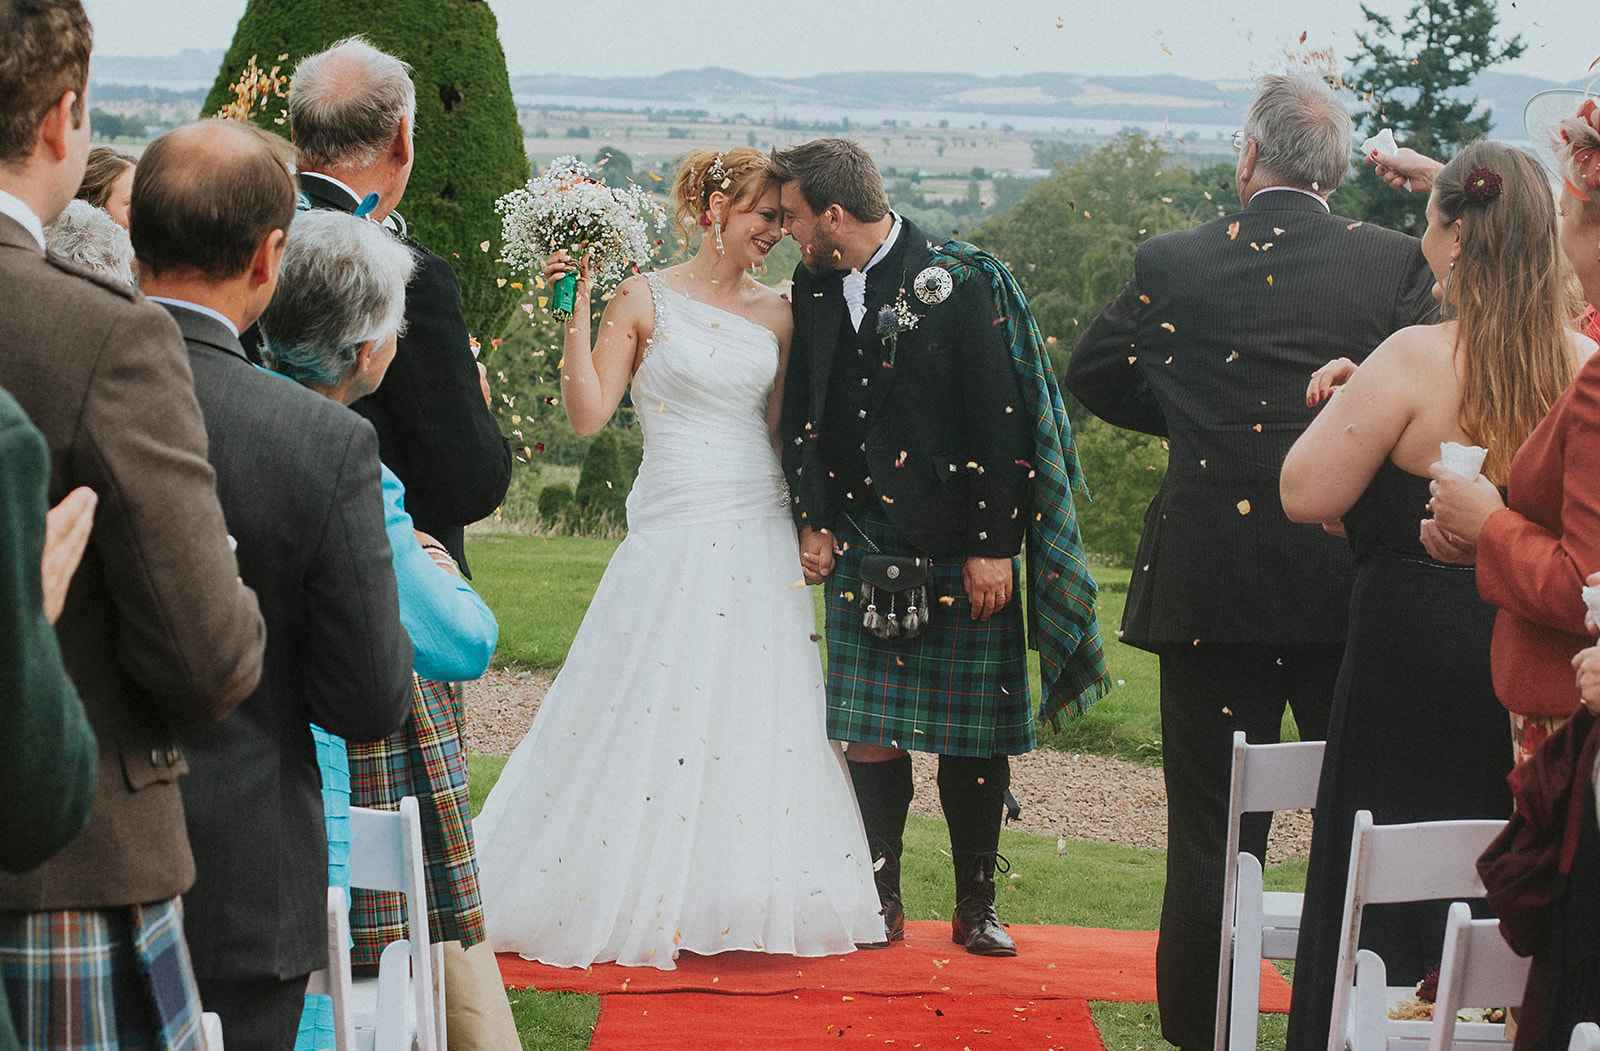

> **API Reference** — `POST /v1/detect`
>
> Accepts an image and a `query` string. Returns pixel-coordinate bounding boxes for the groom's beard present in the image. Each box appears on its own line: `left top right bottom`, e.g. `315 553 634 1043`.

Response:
799 228 846 275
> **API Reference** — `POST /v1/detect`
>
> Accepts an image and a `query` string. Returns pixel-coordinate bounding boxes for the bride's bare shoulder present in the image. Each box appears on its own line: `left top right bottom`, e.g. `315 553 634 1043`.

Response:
744 281 793 338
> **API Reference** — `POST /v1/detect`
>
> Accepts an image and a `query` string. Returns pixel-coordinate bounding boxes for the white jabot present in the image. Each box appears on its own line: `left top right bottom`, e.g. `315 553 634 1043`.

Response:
844 212 903 330
145 297 241 338
0 189 47 252
1247 186 1332 212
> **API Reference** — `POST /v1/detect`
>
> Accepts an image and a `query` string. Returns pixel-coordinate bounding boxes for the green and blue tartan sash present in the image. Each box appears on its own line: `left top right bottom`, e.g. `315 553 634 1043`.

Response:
926 241 1112 727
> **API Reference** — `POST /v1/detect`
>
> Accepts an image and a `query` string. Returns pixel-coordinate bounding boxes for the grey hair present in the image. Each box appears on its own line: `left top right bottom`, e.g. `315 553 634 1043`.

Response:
289 36 416 172
259 210 416 389
44 199 135 286
1243 73 1353 193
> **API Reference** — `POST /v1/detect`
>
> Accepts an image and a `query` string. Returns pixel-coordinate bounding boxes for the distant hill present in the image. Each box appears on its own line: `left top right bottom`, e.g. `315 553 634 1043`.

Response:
88 51 1587 141
89 49 226 92
509 67 1589 139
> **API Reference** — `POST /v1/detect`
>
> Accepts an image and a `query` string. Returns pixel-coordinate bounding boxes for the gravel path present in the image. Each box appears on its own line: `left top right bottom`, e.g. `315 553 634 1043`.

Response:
464 668 1312 865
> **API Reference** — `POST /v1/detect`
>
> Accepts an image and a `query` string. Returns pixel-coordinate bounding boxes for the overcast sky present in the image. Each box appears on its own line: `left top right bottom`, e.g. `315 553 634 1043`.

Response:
80 0 1595 84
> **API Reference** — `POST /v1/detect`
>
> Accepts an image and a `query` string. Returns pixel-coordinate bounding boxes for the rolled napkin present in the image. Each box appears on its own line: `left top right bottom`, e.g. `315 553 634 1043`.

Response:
1361 128 1412 190
1584 584 1600 624
1439 441 1488 481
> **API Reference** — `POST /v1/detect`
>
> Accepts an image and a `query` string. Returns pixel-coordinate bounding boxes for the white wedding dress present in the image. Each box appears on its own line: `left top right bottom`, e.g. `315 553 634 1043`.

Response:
473 274 884 969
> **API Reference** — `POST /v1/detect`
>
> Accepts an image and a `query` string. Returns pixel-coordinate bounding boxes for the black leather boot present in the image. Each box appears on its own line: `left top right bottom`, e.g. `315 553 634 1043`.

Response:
951 851 1017 956
871 838 906 943
849 757 914 946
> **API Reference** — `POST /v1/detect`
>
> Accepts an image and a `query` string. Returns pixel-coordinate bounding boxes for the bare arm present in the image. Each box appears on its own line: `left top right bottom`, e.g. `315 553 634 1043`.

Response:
1281 332 1420 524
547 253 650 436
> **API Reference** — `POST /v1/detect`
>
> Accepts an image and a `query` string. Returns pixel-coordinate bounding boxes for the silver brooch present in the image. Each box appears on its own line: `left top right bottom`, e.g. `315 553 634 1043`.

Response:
913 266 953 305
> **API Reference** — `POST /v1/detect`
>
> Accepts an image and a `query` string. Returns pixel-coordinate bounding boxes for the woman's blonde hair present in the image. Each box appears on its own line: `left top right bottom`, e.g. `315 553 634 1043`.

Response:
1434 140 1576 484
670 147 771 251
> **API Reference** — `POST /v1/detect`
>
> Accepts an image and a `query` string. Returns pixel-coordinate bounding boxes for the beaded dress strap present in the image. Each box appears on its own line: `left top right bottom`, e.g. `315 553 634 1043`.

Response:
643 272 668 363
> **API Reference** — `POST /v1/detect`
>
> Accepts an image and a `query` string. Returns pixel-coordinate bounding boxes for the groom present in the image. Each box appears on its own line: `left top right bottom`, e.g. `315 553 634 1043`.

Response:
772 139 1107 955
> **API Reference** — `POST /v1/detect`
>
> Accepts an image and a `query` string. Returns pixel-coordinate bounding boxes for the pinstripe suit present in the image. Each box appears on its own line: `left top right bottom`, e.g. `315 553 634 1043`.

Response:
1067 188 1437 1049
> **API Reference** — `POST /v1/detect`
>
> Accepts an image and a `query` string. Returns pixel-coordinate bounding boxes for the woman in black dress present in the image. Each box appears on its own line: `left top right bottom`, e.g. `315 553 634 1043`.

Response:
1278 141 1592 1051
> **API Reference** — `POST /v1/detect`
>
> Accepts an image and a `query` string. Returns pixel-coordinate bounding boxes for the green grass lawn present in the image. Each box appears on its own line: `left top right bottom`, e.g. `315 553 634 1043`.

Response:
462 534 1304 1049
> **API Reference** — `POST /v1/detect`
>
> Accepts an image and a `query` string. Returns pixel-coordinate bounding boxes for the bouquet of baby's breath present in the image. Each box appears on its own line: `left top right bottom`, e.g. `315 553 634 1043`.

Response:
497 156 664 320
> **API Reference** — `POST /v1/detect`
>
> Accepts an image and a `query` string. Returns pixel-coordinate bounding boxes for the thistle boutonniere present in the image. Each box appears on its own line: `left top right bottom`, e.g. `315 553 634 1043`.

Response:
876 290 920 365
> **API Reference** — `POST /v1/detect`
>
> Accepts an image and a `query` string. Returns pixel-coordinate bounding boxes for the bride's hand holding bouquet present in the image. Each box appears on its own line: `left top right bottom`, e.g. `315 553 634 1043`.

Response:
497 155 663 321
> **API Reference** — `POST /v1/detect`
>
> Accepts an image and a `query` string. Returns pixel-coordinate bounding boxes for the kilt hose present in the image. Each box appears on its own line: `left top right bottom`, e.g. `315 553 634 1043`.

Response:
824 506 1034 758
347 677 485 966
0 898 203 1051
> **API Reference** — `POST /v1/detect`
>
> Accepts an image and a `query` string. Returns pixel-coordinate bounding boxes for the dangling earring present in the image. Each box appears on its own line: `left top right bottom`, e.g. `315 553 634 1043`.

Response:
714 218 725 255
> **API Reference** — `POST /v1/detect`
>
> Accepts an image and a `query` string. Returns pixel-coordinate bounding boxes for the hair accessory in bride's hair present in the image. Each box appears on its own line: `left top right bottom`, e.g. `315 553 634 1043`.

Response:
1550 96 1600 199
1462 167 1503 202
705 153 729 194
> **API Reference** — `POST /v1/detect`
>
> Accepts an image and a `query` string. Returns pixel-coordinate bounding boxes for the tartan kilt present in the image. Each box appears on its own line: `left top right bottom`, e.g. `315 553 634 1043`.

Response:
824 507 1034 757
0 898 202 1051
347 677 485 964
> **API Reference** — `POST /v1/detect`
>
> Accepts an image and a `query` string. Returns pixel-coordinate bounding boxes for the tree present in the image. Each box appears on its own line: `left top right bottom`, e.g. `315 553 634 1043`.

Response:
204 0 529 338
593 146 634 189
1344 0 1524 232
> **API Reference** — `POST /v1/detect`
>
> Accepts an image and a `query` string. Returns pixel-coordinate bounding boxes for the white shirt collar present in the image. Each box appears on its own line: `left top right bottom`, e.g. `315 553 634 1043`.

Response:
144 296 241 338
1247 186 1332 212
301 170 363 209
0 189 47 252
843 212 903 330
863 212 903 275
300 171 401 231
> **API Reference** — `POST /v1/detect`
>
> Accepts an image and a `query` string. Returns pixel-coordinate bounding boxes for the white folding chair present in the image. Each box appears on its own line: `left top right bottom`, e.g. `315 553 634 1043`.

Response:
1329 811 1508 1051
200 1011 225 1050
1569 1023 1600 1051
348 798 441 1051
1215 731 1326 1051
306 885 358 1051
1428 902 1529 1051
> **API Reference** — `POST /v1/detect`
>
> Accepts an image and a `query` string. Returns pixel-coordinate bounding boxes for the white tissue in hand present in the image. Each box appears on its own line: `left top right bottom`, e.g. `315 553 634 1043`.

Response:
1360 128 1411 190
1584 585 1600 622
1439 441 1488 480
1361 128 1399 157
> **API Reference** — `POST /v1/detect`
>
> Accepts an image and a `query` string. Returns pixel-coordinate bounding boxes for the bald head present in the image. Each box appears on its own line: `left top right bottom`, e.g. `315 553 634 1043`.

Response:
289 37 415 173
130 119 296 279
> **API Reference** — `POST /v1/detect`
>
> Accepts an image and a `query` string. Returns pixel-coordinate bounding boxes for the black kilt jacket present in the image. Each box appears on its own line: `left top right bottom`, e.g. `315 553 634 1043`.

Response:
781 219 1033 559
1065 191 1438 651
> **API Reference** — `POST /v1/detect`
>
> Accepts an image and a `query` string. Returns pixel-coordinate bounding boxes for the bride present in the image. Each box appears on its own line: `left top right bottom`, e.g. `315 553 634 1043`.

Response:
473 148 885 969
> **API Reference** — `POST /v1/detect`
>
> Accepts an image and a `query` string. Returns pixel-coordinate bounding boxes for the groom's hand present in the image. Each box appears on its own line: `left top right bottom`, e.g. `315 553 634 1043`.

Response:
963 556 1013 622
800 526 834 585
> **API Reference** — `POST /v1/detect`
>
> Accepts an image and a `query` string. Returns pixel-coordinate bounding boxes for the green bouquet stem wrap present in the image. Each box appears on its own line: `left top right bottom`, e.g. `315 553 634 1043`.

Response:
550 271 578 320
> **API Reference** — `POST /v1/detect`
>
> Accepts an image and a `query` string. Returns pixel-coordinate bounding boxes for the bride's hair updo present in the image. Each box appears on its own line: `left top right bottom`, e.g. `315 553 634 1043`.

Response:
670 147 772 250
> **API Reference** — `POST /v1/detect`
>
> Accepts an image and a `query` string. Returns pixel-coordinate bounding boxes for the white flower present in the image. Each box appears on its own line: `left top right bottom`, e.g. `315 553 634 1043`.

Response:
496 155 666 292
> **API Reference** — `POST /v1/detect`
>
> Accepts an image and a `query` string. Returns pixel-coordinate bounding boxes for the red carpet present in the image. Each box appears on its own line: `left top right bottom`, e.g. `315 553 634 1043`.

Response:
498 922 1291 1010
588 990 1107 1050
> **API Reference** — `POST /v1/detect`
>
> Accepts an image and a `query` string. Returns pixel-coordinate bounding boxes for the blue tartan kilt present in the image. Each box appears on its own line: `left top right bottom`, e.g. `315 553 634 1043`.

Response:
824 506 1034 757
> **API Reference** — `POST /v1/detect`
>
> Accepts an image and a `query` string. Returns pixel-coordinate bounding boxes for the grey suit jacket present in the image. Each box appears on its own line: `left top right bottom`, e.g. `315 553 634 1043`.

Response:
164 304 414 981
1067 191 1438 651
0 214 265 910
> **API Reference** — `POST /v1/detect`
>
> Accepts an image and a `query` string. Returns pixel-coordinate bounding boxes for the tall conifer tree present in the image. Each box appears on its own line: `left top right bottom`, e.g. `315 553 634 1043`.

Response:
1344 0 1524 232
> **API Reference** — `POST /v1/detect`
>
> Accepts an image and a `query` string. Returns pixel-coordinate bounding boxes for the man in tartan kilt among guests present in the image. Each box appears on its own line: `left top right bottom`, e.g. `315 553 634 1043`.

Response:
772 139 1109 955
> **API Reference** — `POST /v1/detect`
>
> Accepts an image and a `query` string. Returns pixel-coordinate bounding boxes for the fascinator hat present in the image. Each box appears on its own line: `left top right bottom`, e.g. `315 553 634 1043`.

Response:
1523 60 1600 200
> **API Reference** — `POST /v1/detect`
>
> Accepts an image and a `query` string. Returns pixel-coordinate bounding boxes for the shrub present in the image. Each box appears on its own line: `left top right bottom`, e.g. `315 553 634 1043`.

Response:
537 482 573 521
572 428 643 528
205 0 528 337
1072 417 1167 567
